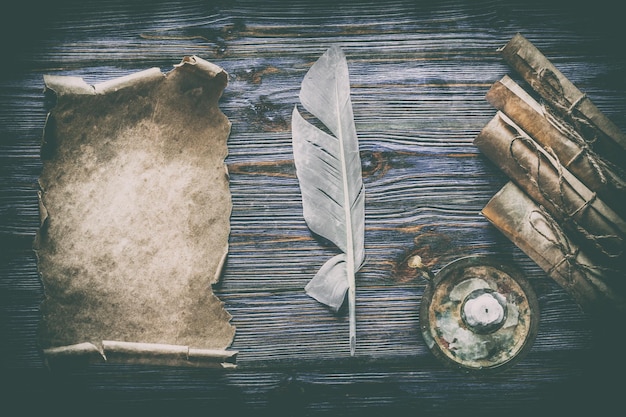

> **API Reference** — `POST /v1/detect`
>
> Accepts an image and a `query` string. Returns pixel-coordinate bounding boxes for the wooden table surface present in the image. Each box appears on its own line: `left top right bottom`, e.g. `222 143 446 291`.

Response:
2 0 624 415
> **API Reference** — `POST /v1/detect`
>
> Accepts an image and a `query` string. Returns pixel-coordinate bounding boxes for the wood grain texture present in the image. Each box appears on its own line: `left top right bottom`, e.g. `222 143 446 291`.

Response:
1 0 624 414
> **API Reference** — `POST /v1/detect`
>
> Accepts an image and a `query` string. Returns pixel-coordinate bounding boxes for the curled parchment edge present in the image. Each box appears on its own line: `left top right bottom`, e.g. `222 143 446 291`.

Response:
43 341 238 369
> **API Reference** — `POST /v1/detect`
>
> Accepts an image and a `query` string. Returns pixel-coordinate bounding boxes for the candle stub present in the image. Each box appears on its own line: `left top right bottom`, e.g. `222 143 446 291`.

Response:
462 290 507 333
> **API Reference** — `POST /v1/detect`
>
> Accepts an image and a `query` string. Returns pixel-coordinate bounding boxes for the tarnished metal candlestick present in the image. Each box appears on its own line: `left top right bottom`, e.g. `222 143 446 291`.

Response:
413 255 539 373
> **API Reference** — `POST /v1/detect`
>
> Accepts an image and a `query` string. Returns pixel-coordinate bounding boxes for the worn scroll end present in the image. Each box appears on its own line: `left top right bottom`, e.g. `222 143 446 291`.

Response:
43 67 165 97
43 74 95 96
174 55 229 92
43 342 106 369
497 32 524 53
94 67 164 94
175 55 225 77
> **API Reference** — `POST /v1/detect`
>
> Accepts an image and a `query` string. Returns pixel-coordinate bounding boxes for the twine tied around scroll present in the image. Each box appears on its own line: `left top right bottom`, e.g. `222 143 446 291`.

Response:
536 68 626 192
509 134 623 259
528 208 606 290
536 68 596 136
543 104 625 191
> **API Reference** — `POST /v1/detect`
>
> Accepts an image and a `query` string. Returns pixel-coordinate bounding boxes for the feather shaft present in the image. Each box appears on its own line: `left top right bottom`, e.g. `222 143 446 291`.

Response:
335 83 358 357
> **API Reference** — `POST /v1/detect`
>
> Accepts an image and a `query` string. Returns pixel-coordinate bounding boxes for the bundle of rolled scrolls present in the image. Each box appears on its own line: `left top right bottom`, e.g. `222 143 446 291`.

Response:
475 33 626 315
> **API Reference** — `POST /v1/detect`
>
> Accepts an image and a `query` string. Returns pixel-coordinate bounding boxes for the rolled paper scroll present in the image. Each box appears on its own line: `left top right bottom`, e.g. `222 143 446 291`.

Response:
499 33 626 163
474 112 625 265
486 75 626 217
482 182 625 314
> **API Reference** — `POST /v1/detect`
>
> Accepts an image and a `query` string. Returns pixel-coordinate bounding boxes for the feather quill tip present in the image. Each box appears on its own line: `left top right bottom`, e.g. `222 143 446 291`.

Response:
350 335 356 356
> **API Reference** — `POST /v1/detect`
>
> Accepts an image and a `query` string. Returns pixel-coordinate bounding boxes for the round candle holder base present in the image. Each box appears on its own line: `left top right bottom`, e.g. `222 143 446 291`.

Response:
419 256 539 373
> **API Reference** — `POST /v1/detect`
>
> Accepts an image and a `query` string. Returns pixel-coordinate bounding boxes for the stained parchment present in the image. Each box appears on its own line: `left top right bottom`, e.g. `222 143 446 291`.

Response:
36 56 237 368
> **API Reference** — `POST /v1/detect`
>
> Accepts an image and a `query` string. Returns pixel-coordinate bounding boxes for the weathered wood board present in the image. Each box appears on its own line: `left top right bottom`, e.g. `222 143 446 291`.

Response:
1 0 624 414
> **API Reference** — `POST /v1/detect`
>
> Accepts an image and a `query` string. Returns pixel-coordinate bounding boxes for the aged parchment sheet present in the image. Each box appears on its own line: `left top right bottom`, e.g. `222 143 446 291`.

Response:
36 56 236 368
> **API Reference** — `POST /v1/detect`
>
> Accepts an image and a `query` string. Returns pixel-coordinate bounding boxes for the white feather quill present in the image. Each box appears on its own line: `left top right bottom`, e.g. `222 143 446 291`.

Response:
292 46 365 356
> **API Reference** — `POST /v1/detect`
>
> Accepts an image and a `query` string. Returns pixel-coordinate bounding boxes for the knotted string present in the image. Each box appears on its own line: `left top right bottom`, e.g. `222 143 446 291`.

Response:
536 68 626 191
528 208 607 289
543 104 626 191
537 68 593 128
509 133 623 259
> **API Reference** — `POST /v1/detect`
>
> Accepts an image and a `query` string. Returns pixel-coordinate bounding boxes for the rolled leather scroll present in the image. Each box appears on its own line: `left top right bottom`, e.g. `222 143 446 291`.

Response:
474 112 625 266
482 182 625 314
499 33 626 163
486 75 625 217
